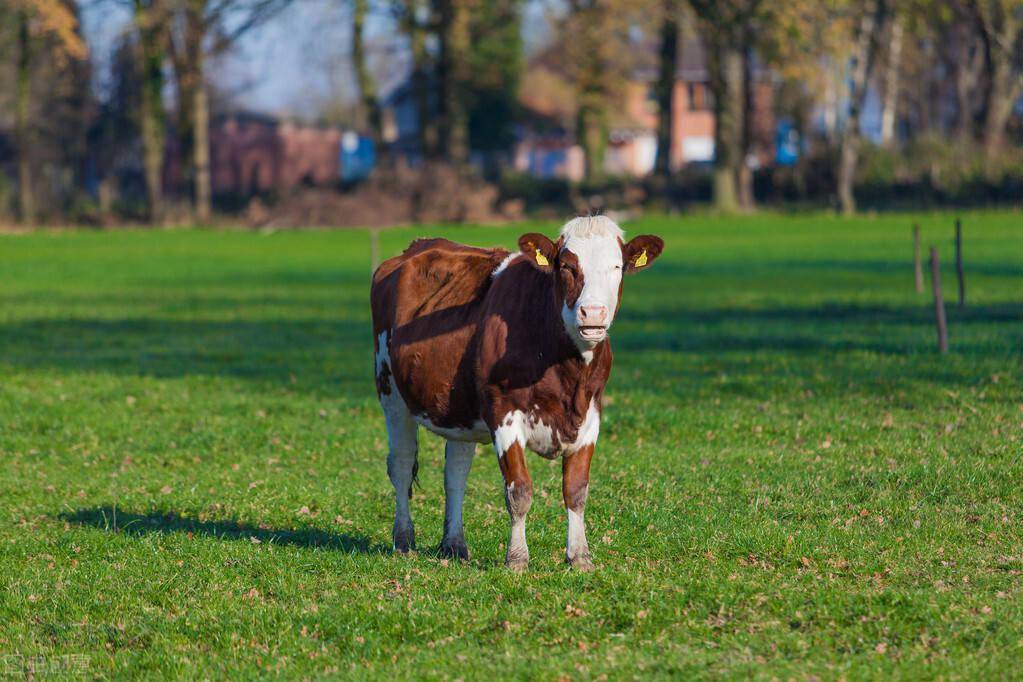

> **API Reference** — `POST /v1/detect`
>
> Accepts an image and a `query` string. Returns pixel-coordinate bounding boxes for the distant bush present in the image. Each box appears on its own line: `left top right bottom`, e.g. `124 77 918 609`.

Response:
856 137 1023 208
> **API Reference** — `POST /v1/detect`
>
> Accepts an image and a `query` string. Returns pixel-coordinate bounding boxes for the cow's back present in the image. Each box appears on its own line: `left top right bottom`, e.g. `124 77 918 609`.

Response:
371 238 510 430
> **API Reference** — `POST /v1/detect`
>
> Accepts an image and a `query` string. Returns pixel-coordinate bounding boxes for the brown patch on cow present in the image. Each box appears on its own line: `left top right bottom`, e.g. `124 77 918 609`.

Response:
562 445 593 511
557 248 585 308
371 238 510 430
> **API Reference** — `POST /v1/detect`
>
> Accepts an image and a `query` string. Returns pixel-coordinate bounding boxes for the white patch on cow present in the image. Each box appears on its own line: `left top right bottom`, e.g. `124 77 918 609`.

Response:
494 411 526 458
566 506 588 561
559 216 625 351
491 252 520 278
565 399 600 453
414 415 491 443
495 409 560 458
494 401 599 458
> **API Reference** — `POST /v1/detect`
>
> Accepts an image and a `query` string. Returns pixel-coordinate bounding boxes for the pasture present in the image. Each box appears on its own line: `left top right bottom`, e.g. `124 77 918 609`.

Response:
1 213 1021 678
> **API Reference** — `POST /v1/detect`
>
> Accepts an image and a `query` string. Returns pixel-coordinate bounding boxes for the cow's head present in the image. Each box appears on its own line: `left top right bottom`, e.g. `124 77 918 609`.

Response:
519 216 664 351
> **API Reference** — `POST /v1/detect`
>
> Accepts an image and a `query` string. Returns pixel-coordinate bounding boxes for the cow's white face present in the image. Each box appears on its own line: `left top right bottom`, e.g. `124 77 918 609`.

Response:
558 231 624 349
518 216 665 357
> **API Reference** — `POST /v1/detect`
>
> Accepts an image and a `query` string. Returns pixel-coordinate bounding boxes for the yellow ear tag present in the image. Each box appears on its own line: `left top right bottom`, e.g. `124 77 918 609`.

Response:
535 251 549 266
635 249 648 268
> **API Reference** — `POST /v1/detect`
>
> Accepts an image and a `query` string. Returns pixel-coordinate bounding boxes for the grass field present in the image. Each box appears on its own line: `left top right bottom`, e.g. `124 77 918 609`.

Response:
1 212 1021 679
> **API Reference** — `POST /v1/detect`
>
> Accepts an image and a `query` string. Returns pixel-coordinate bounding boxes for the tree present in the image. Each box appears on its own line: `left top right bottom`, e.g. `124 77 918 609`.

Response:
465 0 523 160
8 0 87 224
687 0 763 213
132 0 170 224
969 0 1023 163
836 0 886 215
352 0 383 148
435 0 471 164
550 0 646 182
654 0 681 179
167 0 292 222
879 9 904 145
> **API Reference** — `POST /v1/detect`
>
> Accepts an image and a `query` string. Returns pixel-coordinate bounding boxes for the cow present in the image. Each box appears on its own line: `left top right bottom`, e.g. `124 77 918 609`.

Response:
370 216 663 571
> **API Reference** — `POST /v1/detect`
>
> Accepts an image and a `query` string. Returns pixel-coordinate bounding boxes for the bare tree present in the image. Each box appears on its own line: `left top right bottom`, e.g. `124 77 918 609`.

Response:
970 0 1023 164
352 0 383 148
836 0 886 215
9 0 87 224
168 0 292 222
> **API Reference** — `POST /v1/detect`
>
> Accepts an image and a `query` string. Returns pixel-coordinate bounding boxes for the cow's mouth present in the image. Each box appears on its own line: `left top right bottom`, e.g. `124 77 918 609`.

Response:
578 326 607 341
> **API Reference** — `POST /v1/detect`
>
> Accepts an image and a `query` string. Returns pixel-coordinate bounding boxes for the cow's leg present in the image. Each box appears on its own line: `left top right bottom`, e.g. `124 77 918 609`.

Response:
440 440 475 560
497 440 533 572
562 444 594 570
380 390 419 553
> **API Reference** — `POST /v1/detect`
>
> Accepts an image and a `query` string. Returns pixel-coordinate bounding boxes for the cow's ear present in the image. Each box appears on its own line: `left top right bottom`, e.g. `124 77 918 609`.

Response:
518 233 558 272
623 235 664 273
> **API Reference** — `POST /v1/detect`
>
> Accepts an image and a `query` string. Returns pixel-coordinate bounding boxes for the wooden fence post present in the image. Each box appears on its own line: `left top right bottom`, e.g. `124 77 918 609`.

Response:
913 223 923 293
369 227 380 274
954 218 965 308
930 246 948 353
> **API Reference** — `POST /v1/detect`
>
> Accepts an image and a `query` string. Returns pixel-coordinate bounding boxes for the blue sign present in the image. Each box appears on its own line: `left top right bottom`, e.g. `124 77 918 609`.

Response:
340 132 376 182
775 119 801 166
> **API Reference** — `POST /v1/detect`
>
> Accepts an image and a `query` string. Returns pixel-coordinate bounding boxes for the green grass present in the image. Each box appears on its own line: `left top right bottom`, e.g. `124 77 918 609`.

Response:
1 212 1021 679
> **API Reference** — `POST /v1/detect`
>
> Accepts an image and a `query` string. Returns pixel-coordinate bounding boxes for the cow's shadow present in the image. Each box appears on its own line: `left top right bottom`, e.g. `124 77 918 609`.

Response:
61 507 389 555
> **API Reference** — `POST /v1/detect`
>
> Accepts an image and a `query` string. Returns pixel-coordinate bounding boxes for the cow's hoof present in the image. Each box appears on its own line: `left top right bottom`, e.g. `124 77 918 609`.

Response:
568 555 595 572
439 539 469 561
506 558 529 573
392 526 416 554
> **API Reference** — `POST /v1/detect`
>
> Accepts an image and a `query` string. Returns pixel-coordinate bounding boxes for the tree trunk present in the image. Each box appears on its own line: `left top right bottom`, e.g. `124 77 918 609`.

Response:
436 0 470 164
955 31 984 145
15 11 35 225
974 3 1022 167
193 54 211 222
706 37 742 213
837 0 881 216
738 42 755 212
578 103 607 181
353 0 382 149
880 13 902 146
407 6 436 159
187 1 211 222
654 1 679 178
982 61 1021 164
136 1 167 224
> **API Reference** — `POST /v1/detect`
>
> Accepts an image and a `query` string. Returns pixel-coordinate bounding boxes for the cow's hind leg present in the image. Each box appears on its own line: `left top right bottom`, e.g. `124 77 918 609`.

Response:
384 400 418 552
440 440 475 560
376 354 419 554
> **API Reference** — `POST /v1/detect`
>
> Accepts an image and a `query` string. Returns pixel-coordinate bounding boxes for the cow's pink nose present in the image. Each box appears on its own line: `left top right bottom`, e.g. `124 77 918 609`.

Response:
578 305 608 326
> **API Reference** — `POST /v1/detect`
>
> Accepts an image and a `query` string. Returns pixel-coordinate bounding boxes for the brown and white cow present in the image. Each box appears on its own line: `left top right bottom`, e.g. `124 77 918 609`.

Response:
370 216 663 570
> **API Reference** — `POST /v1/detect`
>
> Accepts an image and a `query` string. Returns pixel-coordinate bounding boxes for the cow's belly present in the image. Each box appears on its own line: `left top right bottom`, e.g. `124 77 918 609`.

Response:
414 415 492 444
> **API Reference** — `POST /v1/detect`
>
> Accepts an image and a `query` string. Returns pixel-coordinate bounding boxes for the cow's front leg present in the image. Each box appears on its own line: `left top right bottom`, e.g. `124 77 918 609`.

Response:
496 440 533 572
562 444 594 570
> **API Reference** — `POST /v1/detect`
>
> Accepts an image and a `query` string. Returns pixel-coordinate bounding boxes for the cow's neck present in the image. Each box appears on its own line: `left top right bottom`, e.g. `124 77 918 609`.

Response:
540 282 610 404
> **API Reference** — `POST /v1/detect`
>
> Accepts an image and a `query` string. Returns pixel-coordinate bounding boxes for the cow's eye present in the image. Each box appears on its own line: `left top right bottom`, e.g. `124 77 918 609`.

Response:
613 265 622 271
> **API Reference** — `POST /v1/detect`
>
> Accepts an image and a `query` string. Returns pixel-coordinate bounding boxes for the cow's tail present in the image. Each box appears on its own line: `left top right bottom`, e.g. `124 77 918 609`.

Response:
408 455 419 499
